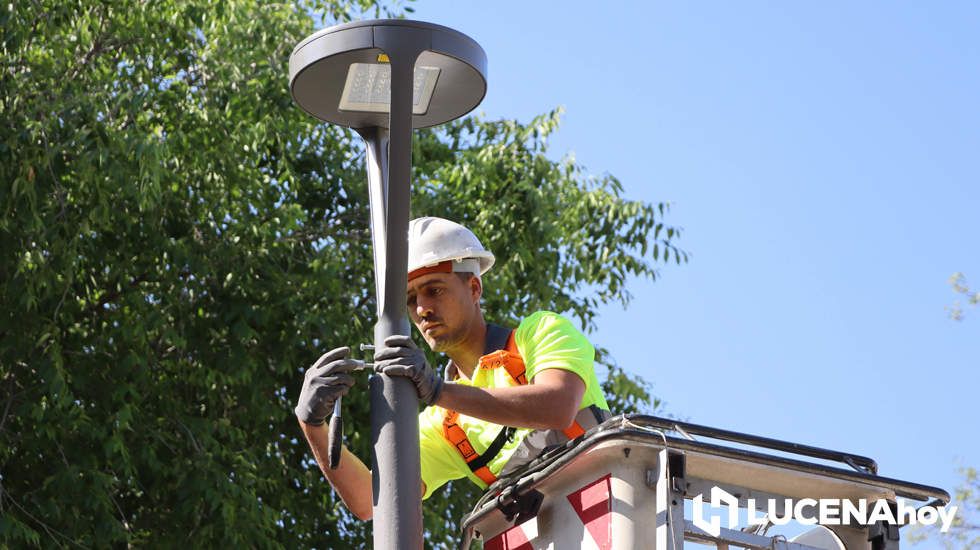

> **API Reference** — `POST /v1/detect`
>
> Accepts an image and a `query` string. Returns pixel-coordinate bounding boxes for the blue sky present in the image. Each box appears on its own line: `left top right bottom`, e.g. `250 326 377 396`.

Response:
408 0 980 542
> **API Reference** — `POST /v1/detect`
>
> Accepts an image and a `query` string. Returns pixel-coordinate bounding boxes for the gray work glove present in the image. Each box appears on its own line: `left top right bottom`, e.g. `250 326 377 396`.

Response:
373 335 444 406
294 346 359 425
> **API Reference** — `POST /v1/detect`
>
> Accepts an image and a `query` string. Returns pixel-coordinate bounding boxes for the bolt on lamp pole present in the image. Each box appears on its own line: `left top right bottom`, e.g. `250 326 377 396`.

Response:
288 20 487 548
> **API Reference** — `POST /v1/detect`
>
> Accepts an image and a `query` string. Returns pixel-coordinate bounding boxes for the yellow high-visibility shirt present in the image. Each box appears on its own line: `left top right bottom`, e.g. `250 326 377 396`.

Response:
418 311 609 499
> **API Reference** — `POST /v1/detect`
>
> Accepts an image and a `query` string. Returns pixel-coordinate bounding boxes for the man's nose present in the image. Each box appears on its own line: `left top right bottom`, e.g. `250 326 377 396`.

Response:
414 296 434 319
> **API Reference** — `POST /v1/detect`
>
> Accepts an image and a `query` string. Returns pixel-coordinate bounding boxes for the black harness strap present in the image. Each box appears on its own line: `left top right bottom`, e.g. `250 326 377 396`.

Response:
589 404 609 424
483 323 511 354
467 426 516 473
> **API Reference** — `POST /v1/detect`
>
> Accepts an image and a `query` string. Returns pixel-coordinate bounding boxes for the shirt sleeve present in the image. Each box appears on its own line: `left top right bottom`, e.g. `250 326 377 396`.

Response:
418 407 466 500
515 311 595 386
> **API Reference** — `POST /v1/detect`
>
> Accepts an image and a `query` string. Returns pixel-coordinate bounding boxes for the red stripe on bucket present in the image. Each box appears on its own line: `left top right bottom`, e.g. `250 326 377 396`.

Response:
567 474 613 549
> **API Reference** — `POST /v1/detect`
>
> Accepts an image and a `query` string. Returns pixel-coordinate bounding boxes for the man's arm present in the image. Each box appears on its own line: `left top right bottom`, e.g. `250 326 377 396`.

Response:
374 334 588 431
435 368 585 430
298 421 374 520
296 346 419 520
299 421 429 518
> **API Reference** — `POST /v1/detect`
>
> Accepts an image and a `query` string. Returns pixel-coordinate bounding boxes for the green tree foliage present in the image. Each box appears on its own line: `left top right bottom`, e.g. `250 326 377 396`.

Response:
947 467 980 549
1 1 684 547
947 272 979 321
909 466 980 549
412 112 686 333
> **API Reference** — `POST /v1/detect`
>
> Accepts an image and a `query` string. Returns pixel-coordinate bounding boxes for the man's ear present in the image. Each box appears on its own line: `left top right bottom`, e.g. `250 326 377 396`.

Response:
469 275 482 303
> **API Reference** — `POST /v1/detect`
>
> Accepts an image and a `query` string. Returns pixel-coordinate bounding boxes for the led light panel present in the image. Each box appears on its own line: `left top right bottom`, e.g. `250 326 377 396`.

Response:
339 63 441 115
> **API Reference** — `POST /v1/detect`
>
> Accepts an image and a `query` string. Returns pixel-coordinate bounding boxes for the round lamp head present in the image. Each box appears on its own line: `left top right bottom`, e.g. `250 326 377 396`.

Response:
289 19 487 129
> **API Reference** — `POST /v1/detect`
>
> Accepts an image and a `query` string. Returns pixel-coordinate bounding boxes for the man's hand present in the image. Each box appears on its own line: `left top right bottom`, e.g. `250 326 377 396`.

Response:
295 347 359 425
373 335 443 406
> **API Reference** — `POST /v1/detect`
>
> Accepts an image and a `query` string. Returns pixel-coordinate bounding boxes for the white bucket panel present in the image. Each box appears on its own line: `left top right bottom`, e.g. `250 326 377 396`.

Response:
481 441 663 549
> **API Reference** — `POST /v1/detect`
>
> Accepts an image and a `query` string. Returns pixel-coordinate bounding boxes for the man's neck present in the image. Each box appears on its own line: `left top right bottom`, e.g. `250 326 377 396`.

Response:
446 317 487 379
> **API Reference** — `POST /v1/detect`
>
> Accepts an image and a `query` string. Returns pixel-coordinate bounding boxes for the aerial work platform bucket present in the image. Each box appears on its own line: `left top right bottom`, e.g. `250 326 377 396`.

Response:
460 415 949 550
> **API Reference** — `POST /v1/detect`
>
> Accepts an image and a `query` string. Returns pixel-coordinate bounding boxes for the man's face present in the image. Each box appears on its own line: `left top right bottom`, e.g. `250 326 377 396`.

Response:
406 272 481 353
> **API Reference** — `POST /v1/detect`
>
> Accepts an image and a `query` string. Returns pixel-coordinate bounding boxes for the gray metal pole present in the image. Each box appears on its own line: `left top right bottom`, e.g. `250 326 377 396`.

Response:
358 27 428 550
358 125 424 549
360 127 391 307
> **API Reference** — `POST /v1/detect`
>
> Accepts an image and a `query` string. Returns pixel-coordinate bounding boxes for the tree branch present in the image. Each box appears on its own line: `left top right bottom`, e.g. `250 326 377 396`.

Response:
85 272 150 316
2 491 87 549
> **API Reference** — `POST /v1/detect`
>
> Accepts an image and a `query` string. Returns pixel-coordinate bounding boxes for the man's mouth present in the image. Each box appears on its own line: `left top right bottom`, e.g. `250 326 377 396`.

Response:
420 321 442 334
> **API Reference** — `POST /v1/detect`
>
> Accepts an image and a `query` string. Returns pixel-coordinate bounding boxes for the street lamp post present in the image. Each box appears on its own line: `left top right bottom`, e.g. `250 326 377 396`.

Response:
288 20 487 548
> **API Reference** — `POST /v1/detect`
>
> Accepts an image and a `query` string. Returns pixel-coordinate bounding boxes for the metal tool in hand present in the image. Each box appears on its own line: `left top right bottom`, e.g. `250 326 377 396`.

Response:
327 344 375 469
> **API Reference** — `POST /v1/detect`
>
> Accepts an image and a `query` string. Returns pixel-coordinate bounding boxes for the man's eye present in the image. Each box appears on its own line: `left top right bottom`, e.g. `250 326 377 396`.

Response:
407 295 417 307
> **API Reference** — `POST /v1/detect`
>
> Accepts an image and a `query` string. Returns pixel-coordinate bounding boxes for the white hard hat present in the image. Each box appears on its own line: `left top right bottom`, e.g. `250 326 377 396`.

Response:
407 217 495 281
